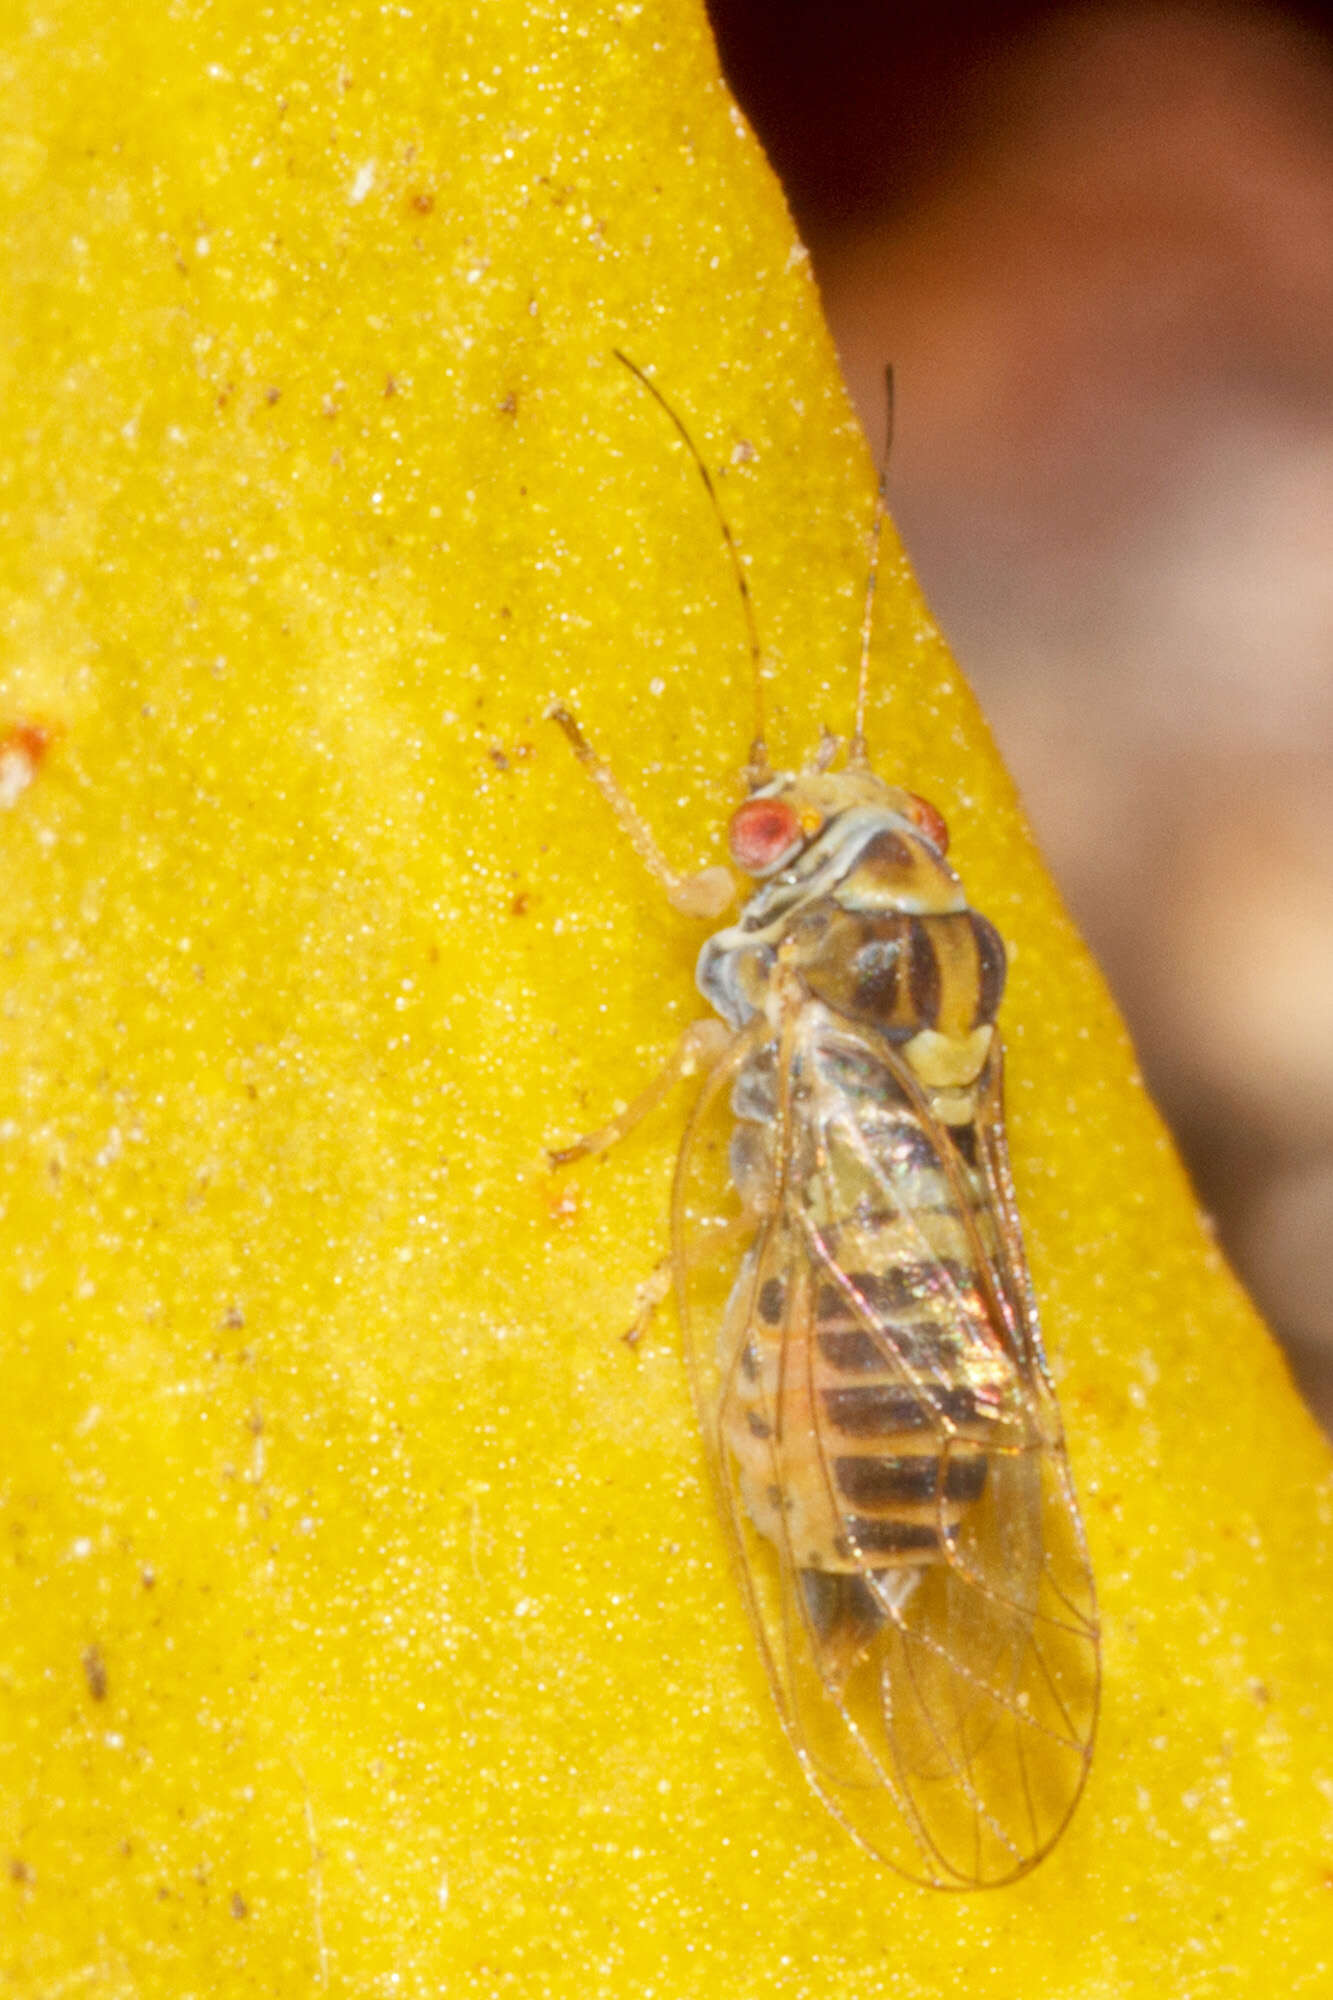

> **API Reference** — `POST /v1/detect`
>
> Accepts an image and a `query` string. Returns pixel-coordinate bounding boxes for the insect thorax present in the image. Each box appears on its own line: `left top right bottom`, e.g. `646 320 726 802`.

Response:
697 799 1007 1111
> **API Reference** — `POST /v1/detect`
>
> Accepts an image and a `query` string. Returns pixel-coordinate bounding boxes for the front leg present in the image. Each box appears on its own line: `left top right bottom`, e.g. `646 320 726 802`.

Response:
546 704 735 920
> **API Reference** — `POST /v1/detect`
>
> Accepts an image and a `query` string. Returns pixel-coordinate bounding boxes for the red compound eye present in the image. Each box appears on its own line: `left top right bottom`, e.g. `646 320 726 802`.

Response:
903 792 949 854
728 796 804 875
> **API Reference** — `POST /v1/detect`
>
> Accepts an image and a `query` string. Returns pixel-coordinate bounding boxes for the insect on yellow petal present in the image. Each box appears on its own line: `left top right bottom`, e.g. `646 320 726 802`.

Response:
1 0 1331 1995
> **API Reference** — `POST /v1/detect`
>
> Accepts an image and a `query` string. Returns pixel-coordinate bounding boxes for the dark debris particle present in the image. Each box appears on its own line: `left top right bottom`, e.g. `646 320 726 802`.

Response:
82 1643 108 1702
231 1891 249 1919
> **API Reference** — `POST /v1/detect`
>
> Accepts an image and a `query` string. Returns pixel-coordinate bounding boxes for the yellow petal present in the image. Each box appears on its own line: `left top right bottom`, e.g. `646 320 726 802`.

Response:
2 2 1331 1994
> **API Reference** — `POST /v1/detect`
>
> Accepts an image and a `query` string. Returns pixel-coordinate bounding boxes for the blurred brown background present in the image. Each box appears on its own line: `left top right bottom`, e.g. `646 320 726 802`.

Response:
708 0 1333 1430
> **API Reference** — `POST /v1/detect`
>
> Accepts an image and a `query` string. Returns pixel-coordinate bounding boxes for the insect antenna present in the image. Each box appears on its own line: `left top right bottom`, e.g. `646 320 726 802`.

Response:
849 363 895 770
613 350 771 788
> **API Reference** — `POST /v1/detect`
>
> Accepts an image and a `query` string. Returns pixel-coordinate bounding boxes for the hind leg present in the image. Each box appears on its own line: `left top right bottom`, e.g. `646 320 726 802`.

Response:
547 1017 732 1168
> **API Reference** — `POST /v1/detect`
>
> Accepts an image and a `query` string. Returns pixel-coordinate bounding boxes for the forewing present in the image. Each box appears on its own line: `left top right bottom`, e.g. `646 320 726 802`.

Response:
674 1008 1098 1887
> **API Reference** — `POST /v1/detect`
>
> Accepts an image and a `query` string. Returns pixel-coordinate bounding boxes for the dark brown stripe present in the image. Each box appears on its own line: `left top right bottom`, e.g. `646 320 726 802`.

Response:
822 1383 986 1435
950 1123 978 1167
970 913 1007 1027
861 828 914 871
852 948 900 1016
816 1262 973 1322
836 1518 951 1558
835 1454 988 1509
908 919 941 1027
816 1323 960 1373
945 1453 990 1501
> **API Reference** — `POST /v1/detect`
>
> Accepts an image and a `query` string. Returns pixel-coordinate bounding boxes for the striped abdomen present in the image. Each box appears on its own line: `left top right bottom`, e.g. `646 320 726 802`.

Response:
722 1015 1016 1584
727 1240 1013 1580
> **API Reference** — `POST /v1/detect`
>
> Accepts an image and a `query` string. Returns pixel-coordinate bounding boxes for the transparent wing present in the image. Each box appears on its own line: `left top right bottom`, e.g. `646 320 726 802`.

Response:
674 1003 1099 1888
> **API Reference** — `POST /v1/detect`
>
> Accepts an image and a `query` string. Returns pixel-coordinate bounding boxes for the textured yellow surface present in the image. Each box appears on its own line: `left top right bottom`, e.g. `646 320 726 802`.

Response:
2 1 1332 1993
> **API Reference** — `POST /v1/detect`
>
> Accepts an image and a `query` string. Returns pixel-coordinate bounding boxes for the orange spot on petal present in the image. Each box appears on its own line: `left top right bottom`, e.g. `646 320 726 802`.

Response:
545 1182 582 1225
0 721 57 807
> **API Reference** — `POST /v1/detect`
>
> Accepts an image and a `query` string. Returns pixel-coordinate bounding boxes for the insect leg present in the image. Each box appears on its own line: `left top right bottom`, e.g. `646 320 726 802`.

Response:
625 1209 757 1349
547 1016 732 1168
546 703 735 920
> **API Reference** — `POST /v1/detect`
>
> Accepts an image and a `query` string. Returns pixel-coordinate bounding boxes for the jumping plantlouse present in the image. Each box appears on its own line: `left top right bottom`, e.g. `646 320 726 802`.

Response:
547 355 1099 1888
